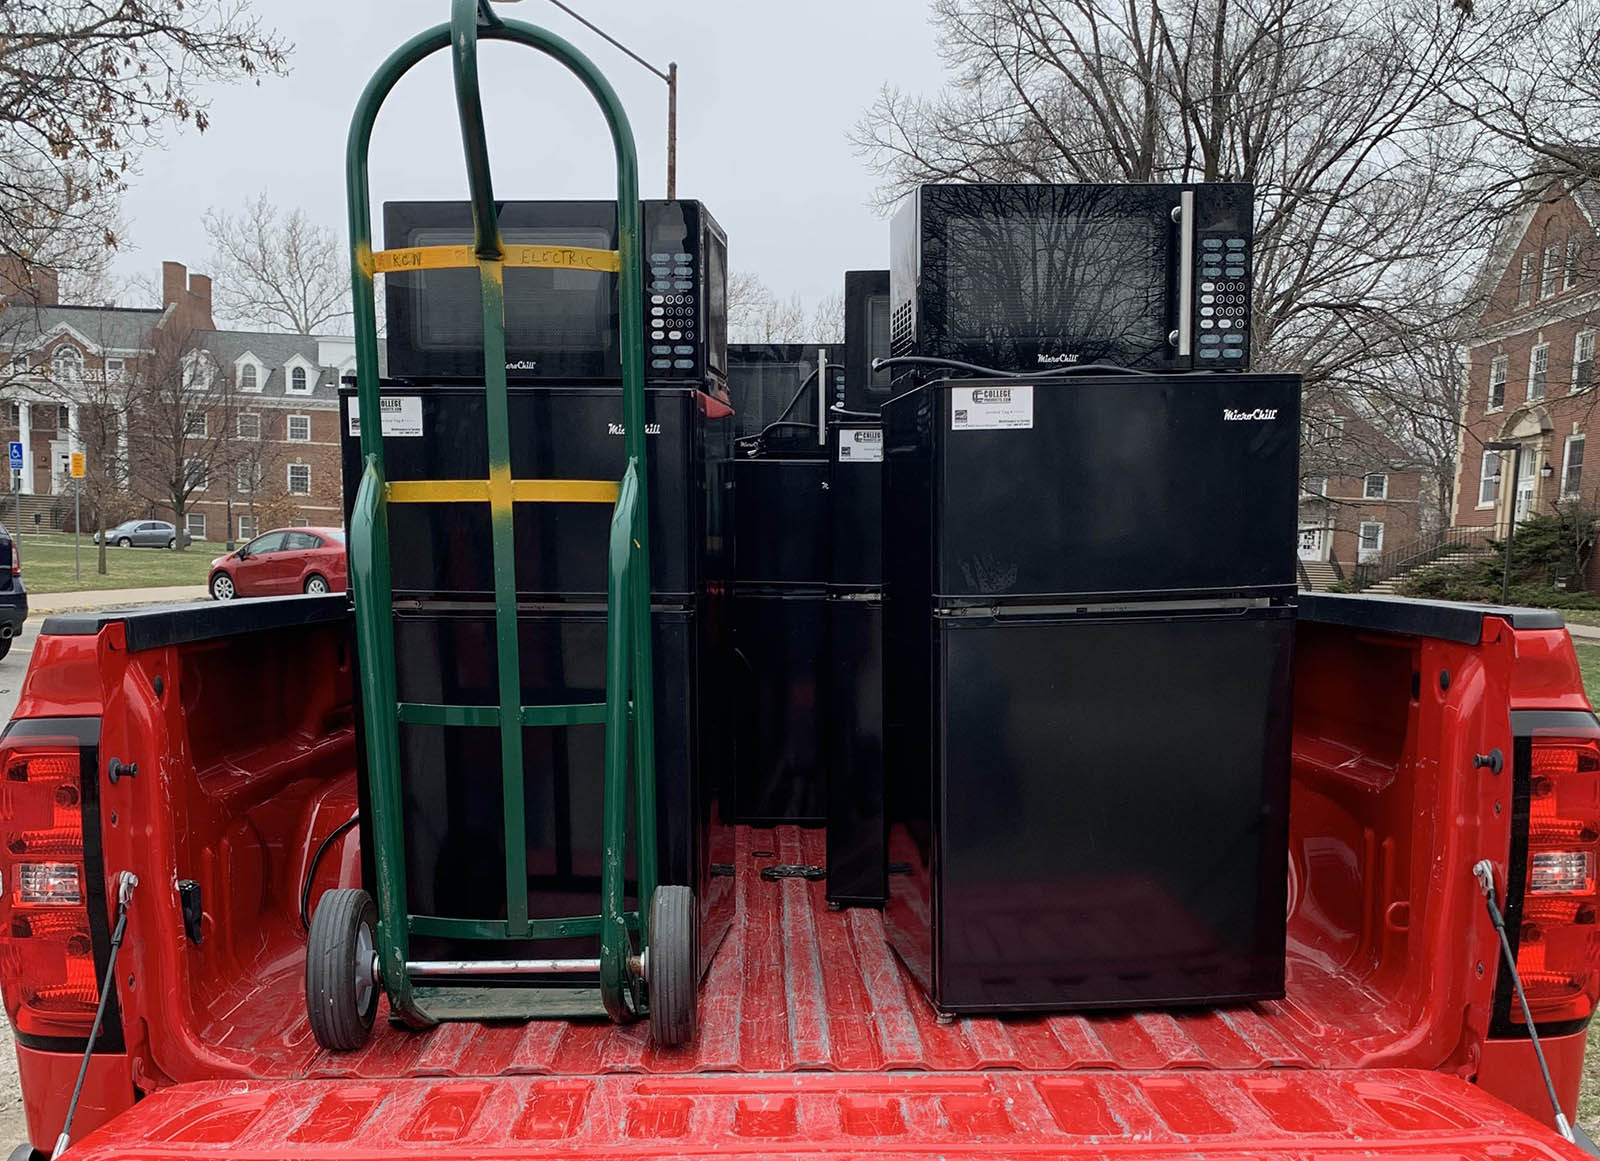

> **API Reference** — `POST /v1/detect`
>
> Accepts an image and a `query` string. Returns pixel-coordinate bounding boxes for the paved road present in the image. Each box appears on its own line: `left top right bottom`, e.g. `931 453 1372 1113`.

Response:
0 620 42 1152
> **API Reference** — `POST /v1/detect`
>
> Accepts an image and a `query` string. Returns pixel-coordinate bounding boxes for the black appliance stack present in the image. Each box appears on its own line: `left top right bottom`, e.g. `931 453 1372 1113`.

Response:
825 270 891 906
727 344 841 824
877 180 1298 1017
339 198 733 971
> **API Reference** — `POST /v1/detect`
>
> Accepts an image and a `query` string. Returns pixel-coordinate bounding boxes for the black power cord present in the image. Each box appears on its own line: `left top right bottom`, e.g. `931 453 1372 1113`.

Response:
54 871 137 1159
1474 859 1576 1143
870 355 1161 380
300 815 361 931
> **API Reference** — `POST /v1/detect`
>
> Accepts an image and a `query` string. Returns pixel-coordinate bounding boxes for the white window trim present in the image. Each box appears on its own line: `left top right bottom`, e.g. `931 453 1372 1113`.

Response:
286 413 312 442
238 515 258 540
237 412 261 440
1574 329 1596 394
236 460 262 495
1566 236 1582 292
1363 473 1389 500
1529 343 1549 401
1301 476 1327 497
185 457 209 494
185 511 207 539
1487 354 1508 412
1478 449 1500 509
1542 244 1561 299
1518 254 1535 306
1359 521 1385 552
184 410 208 438
1562 433 1585 501
235 352 266 394
284 355 317 395
287 462 311 495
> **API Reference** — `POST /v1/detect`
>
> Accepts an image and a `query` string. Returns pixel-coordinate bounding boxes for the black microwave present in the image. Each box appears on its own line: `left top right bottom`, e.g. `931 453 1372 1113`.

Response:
838 269 890 416
383 199 727 387
728 343 844 453
890 183 1252 384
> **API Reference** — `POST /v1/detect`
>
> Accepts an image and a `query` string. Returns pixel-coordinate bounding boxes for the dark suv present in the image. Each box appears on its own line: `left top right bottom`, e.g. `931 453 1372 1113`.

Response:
0 523 26 660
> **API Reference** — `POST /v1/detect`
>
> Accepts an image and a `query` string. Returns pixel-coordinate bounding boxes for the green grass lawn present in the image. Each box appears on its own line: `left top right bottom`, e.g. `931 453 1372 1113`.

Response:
16 532 216 594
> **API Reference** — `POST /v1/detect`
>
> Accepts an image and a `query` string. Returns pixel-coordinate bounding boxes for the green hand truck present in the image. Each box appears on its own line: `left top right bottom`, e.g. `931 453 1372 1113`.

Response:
304 0 696 1050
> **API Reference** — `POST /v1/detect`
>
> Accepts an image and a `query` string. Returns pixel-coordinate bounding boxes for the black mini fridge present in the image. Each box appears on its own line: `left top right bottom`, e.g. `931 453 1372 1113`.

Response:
881 373 1298 1014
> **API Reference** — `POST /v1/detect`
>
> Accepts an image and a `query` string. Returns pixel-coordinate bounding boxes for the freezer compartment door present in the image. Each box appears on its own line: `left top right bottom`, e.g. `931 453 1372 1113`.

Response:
935 607 1293 1012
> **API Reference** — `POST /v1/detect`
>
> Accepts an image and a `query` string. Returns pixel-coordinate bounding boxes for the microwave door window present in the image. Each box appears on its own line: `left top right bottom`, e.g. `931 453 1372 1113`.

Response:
944 210 1167 367
410 225 618 377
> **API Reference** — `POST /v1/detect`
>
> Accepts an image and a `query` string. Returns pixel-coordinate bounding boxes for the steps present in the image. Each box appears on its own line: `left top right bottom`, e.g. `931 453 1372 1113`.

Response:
1297 560 1340 591
0 492 73 533
1363 549 1491 595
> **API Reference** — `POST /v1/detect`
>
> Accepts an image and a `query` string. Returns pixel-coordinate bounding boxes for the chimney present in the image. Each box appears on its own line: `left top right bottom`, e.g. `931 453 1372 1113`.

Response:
0 258 60 306
162 261 188 311
159 262 215 332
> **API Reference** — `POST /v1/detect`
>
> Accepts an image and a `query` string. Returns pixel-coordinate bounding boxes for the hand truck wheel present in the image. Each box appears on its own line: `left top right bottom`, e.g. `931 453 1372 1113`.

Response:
306 887 379 1052
647 885 697 1047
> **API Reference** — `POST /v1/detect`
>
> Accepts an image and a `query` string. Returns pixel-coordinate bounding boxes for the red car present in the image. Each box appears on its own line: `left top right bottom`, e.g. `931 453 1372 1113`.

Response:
208 526 346 600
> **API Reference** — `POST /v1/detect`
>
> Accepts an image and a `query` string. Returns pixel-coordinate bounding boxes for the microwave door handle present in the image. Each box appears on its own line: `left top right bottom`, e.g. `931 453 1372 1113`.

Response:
817 345 827 444
1172 192 1194 359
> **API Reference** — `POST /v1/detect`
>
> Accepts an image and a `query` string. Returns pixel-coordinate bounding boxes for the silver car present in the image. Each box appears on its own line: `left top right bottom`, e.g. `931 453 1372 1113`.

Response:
94 520 191 549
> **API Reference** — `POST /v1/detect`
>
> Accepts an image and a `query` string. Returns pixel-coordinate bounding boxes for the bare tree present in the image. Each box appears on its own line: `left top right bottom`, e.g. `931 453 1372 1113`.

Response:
205 194 351 334
0 3 289 287
729 271 841 344
809 291 845 344
127 324 243 548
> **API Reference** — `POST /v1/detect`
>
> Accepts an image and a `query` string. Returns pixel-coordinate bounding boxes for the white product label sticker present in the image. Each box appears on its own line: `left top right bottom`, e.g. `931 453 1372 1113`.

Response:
951 384 1033 431
347 396 424 438
837 427 884 463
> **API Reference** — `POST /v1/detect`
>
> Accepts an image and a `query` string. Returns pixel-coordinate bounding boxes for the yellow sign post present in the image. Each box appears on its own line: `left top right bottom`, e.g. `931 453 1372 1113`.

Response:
70 451 84 581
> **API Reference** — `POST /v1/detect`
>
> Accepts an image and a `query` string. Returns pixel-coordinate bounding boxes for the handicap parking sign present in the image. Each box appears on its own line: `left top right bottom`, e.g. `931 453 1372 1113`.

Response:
7 442 21 470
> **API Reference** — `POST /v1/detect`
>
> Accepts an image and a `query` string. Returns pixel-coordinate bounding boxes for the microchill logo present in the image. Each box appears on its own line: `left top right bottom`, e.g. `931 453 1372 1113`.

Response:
1222 407 1279 422
507 360 539 371
972 387 1013 405
1036 353 1080 365
608 422 663 436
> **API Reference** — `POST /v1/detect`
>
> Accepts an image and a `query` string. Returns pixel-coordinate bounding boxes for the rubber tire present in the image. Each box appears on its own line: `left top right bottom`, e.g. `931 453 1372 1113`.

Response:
8 1142 43 1161
210 572 236 601
304 573 329 594
306 887 378 1052
0 637 14 662
647 885 697 1047
167 536 176 549
117 537 131 548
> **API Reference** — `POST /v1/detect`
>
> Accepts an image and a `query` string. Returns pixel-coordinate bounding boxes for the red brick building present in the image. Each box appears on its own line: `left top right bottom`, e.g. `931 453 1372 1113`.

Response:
1298 402 1430 575
0 259 348 543
1453 182 1599 577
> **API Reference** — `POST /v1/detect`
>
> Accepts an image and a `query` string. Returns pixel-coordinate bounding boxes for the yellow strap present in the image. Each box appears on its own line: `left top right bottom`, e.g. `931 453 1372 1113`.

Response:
367 244 620 275
387 479 620 505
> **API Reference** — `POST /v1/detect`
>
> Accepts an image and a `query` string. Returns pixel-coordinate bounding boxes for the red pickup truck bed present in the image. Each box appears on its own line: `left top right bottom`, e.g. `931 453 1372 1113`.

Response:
4 594 1596 1160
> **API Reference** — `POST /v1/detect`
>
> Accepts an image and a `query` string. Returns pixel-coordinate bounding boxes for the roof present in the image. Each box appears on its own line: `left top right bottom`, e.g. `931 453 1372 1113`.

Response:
0 303 166 353
200 330 345 400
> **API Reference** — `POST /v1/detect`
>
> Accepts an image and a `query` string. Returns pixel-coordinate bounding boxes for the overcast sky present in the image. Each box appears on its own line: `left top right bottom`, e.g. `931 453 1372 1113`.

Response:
111 0 939 321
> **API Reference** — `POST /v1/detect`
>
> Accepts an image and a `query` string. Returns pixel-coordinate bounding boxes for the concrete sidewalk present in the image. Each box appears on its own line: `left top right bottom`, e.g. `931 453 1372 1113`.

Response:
28 584 208 616
1569 621 1600 643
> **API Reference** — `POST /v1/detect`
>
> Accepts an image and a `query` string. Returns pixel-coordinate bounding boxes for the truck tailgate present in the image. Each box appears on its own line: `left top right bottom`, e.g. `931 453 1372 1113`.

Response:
67 1068 1590 1159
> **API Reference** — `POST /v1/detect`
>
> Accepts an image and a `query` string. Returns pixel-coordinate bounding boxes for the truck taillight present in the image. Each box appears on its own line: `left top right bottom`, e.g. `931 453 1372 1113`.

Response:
1513 736 1600 1025
12 538 21 576
0 742 100 1038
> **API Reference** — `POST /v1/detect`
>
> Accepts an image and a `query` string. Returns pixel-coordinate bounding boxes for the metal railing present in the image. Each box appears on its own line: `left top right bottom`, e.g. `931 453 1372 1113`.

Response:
1346 526 1493 591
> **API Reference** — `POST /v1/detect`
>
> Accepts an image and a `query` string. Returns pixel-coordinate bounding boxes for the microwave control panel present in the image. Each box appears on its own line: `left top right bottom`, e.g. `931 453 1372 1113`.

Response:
648 249 699 373
1194 231 1249 366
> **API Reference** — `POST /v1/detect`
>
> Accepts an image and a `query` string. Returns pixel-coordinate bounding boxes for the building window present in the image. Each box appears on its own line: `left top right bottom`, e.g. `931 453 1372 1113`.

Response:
6 403 17 426
1479 450 1500 507
184 458 209 493
240 363 259 392
56 405 69 430
184 410 207 437
238 514 258 541
287 414 311 442
1575 331 1596 394
236 412 260 440
1530 343 1549 400
51 346 82 385
1363 473 1388 500
290 518 310 528
1567 236 1582 291
1563 434 1585 500
1358 521 1384 560
289 367 308 393
1488 355 1508 411
1518 254 1535 305
1542 244 1561 298
288 463 311 495
1301 476 1327 496
105 358 124 382
236 460 262 495
9 355 25 377
186 511 206 540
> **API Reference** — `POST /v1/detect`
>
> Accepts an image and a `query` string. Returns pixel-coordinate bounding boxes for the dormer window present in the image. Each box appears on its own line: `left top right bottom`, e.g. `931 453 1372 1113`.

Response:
291 367 307 392
241 364 258 392
51 345 83 385
283 354 316 395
